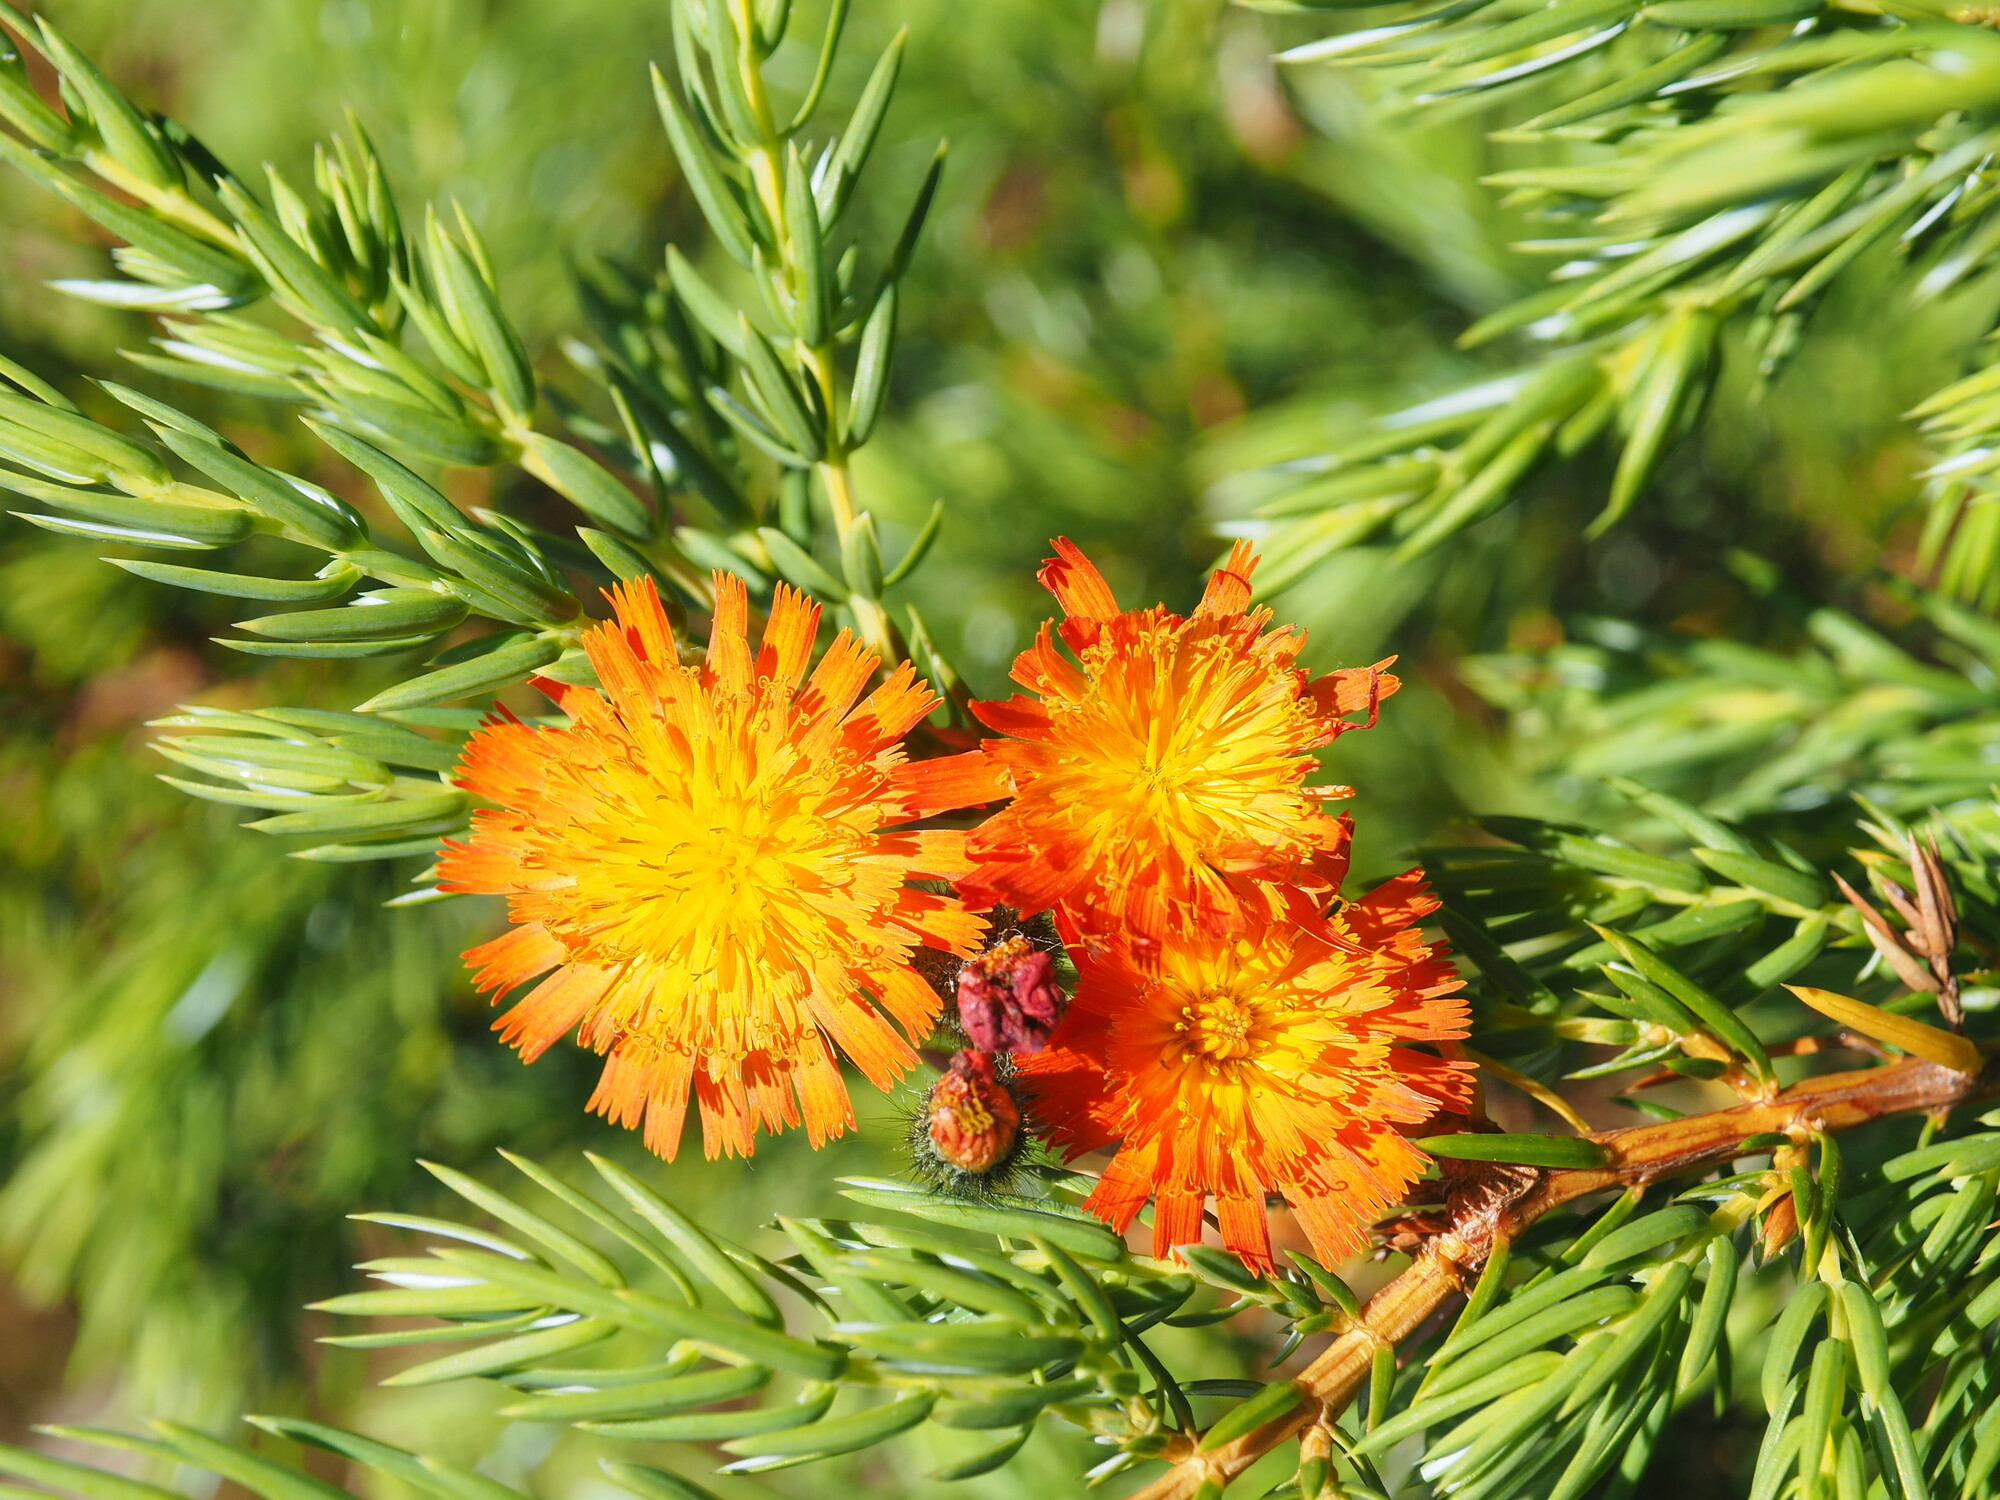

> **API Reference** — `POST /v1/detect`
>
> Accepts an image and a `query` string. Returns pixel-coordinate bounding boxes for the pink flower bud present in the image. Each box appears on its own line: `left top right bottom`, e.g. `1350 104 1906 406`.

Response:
955 935 1066 1054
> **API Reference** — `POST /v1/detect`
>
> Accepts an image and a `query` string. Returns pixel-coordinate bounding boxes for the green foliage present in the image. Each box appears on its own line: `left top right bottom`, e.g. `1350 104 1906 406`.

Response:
1238 2 2000 609
1 1149 1314 1487
1429 782 1997 1107
18 0 2000 1493
0 0 945 725
12 1077 2000 1496
1468 588 2000 838
0 758 586 1425
1336 1135 2000 1500
3 0 1435 1434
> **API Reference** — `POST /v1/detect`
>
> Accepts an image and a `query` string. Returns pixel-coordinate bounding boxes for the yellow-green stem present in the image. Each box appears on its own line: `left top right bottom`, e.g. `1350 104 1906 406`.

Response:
86 153 242 251
719 1 905 671
821 456 858 534
731 0 780 142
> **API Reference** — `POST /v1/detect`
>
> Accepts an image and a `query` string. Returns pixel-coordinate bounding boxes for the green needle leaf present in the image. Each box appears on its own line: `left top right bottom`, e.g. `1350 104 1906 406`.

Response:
1416 1132 1610 1168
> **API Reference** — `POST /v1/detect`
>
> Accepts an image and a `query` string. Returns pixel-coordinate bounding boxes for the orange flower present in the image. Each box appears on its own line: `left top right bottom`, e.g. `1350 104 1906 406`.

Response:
960 539 1395 953
439 575 1000 1160
1017 870 1471 1270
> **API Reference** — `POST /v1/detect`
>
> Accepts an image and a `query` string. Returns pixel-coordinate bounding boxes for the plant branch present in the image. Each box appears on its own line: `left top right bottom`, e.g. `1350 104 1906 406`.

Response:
1131 1053 2000 1500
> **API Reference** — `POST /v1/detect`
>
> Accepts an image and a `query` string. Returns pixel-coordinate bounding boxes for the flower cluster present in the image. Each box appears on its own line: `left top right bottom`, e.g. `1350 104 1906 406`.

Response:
447 541 1470 1267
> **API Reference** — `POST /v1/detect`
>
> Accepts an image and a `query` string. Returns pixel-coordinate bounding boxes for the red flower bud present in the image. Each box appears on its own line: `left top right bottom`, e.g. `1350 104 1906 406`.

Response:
955 935 1066 1054
925 1050 1022 1176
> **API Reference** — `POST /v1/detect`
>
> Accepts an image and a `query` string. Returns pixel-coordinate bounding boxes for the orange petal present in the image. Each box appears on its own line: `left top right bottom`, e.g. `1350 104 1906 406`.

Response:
794 1036 855 1147
757 583 821 689
1011 621 1089 700
705 570 753 693
451 718 548 800
1152 1187 1207 1260
958 838 1074 916
462 923 565 994
642 1048 695 1160
809 978 916 1088
799 629 877 727
438 832 533 895
1084 1140 1159 1234
873 961 946 1041
1315 814 1355 895
1196 540 1258 617
1216 1193 1274 1272
610 574 677 664
1288 1191 1370 1266
900 833 986 894
1344 868 1439 943
1038 536 1120 620
584 603 658 713
888 751 1008 818
588 1046 652 1132
846 660 938 746
1387 1047 1478 1107
695 1063 757 1160
969 693 1052 739
494 961 612 1060
1311 660 1400 724
745 1050 803 1137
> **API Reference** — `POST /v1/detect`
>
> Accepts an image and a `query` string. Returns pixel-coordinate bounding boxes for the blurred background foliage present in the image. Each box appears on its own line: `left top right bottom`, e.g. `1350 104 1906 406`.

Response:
0 0 1980 1490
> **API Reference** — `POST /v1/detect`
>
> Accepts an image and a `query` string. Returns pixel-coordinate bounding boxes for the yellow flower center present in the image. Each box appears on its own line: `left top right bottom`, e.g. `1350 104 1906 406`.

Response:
1175 989 1266 1067
542 712 899 1054
1050 629 1324 861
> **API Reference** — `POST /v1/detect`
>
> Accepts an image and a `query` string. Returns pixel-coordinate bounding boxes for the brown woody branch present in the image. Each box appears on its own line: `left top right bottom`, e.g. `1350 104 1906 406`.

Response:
1130 1054 2000 1500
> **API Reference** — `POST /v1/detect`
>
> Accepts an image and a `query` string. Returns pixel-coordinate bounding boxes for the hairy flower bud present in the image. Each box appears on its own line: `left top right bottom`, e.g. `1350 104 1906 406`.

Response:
956 935 1066 1054
924 1050 1022 1176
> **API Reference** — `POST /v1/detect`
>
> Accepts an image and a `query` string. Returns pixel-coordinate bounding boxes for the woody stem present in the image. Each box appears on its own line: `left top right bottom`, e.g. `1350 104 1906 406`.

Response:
1130 1054 2000 1500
